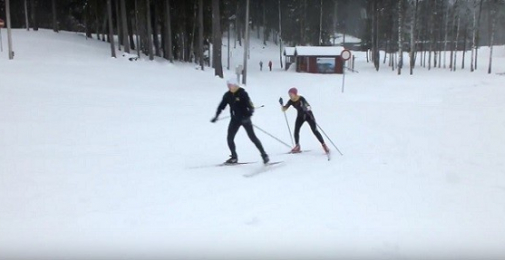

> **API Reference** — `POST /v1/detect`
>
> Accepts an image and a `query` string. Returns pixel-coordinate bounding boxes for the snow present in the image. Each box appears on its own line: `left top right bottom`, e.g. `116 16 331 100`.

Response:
333 33 362 44
294 46 346 56
284 46 295 56
1 29 505 260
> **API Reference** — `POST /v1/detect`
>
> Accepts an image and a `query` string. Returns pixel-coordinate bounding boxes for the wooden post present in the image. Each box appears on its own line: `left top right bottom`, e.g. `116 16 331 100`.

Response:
6 0 14 59
242 0 250 85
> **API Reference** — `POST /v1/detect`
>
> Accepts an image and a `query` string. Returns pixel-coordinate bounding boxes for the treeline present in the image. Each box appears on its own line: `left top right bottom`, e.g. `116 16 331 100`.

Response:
1 0 504 75
0 0 354 77
365 0 505 74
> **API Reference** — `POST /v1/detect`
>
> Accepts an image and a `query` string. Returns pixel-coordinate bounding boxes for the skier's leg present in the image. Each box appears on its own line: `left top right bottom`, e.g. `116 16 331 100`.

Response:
227 120 241 158
307 115 325 144
293 116 304 145
243 121 267 155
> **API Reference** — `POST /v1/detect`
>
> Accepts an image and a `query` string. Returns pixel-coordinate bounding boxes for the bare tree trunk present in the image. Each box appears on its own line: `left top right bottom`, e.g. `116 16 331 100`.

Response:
470 0 477 72
449 2 457 70
279 0 283 68
128 15 135 50
302 0 308 45
146 0 154 60
191 1 197 63
199 0 204 70
135 0 141 57
165 0 174 62
5 0 14 59
24 0 30 30
120 0 130 53
256 8 260 40
102 8 108 42
488 1 497 74
410 0 419 75
212 0 224 78
236 1 241 47
115 0 122 50
138 0 149 55
383 40 388 64
393 53 398 71
437 7 444 69
453 15 460 71
30 0 38 31
443 3 449 68
375 3 380 71
390 52 394 70
398 0 403 75
263 0 267 45
107 0 116 58
475 0 484 70
152 2 161 57
52 0 58 32
428 0 435 70
372 0 380 71
420 6 427 68
243 0 250 84
461 23 468 69
95 1 101 40
319 0 323 45
85 3 92 38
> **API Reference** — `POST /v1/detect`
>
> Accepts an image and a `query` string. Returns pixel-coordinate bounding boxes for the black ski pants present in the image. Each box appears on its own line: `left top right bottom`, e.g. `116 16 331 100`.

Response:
227 119 266 158
294 113 325 145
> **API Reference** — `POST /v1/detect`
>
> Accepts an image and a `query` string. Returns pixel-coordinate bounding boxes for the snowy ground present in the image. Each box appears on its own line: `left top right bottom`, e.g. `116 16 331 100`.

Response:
1 29 505 260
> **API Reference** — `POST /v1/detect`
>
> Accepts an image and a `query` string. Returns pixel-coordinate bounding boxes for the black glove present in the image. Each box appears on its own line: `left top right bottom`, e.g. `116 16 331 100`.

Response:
241 117 251 124
210 116 218 123
279 97 284 106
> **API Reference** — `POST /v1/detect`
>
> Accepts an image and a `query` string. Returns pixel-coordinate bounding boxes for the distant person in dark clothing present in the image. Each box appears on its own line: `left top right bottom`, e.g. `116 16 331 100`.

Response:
281 87 330 154
259 61 263 71
211 78 270 164
268 60 272 71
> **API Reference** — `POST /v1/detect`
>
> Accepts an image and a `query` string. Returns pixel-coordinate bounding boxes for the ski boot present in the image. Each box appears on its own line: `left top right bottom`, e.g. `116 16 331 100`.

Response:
225 156 238 164
290 144 301 153
322 143 330 154
261 154 270 164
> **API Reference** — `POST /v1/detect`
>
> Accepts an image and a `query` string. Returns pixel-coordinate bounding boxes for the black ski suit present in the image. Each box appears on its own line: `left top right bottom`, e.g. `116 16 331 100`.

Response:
214 88 267 159
283 96 325 145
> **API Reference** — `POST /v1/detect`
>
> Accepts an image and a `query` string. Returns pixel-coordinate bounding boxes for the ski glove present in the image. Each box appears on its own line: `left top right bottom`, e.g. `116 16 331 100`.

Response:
210 116 218 123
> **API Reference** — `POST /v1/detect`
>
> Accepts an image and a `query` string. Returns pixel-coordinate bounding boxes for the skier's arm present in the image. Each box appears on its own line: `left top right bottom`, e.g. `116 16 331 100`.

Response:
216 94 228 117
211 94 228 122
282 100 292 111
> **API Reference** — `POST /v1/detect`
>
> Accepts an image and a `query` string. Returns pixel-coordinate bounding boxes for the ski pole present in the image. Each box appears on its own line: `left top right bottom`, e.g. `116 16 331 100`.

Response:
217 105 265 121
252 124 291 148
315 123 343 156
279 97 294 147
306 112 343 156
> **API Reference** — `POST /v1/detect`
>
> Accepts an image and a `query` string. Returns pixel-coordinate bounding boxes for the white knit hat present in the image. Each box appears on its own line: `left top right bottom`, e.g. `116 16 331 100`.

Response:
226 77 239 86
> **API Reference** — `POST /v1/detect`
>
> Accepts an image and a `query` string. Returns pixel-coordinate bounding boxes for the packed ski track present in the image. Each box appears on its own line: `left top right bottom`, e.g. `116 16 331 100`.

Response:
1 29 505 259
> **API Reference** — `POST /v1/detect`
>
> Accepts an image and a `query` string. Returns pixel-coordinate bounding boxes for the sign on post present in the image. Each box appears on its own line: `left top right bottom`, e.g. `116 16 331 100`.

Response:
340 49 351 61
340 49 352 93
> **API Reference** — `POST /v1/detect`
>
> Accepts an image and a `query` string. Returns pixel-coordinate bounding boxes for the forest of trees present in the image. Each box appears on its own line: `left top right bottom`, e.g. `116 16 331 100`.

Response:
1 0 504 75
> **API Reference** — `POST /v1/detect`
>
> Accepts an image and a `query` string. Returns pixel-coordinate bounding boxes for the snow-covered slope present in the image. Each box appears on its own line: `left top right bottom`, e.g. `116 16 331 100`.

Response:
1 29 505 260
